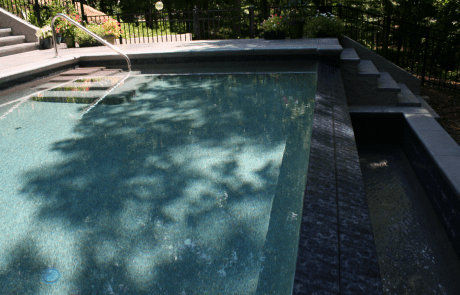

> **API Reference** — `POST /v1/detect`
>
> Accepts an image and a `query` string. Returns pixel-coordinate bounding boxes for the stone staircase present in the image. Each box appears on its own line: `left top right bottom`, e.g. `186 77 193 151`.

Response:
0 27 39 57
340 47 421 107
30 67 140 105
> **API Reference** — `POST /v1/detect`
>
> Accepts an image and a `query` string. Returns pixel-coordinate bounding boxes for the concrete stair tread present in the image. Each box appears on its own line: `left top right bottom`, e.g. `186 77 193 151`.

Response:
415 94 441 120
340 48 360 63
357 60 380 77
0 42 39 57
0 35 25 46
0 28 12 37
377 72 401 93
396 83 421 106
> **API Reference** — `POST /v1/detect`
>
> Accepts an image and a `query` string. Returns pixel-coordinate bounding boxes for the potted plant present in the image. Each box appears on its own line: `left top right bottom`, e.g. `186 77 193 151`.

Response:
281 0 309 39
305 11 345 38
59 13 81 48
75 22 104 47
36 25 54 49
101 18 123 45
260 14 287 40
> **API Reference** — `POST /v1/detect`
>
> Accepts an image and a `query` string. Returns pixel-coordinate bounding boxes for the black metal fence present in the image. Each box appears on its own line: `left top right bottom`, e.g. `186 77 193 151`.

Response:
0 0 78 27
1 0 459 92
335 4 460 92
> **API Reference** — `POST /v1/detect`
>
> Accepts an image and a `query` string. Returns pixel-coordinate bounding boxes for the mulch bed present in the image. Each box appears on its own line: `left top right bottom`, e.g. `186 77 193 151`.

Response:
420 86 460 146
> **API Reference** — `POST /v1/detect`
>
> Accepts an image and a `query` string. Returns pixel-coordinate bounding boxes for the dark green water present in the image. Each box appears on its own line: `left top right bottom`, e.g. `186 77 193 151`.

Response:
358 144 460 295
0 73 316 294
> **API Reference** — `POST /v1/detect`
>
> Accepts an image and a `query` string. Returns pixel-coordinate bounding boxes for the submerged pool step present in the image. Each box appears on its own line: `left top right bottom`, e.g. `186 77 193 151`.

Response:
60 67 106 76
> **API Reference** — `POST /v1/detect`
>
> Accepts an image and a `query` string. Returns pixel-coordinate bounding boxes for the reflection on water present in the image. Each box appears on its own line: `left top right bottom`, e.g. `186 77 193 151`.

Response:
359 144 460 295
0 73 316 294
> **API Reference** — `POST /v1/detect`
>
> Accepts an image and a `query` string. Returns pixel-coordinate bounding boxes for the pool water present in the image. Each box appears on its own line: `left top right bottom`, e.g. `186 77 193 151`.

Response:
358 144 460 295
0 73 316 294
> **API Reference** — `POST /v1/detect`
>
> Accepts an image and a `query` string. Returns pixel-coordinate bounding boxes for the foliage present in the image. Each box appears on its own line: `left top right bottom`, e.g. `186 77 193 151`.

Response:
57 13 81 37
35 25 53 39
260 14 287 32
74 22 105 44
27 0 77 27
102 18 123 37
304 11 344 37
280 0 309 23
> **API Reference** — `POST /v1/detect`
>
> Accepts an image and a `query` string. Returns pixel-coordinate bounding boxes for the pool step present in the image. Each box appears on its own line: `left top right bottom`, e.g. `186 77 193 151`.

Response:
340 47 425 107
0 28 12 38
415 94 440 120
30 69 131 104
378 72 401 93
357 60 380 78
60 67 107 76
0 28 39 57
396 83 421 106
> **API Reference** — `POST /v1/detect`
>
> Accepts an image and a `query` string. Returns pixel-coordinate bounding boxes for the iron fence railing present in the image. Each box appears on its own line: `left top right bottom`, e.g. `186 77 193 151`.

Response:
1 1 459 92
0 0 78 27
336 4 460 92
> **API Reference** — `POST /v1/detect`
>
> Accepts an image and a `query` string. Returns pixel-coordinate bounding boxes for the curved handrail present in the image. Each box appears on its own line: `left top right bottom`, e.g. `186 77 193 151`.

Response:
51 13 131 72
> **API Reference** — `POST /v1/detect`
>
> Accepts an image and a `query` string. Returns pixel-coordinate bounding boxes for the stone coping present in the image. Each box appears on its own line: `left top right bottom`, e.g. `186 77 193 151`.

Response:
0 38 342 87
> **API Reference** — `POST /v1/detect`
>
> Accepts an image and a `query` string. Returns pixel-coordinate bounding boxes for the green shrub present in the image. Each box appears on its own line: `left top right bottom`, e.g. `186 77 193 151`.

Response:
305 11 344 37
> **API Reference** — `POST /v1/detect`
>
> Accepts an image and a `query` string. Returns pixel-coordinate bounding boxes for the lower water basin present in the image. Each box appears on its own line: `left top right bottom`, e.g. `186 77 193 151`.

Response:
358 143 460 295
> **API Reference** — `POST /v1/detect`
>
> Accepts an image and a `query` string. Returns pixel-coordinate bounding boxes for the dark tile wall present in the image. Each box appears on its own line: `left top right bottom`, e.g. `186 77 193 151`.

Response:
293 63 383 294
402 120 460 259
350 111 460 261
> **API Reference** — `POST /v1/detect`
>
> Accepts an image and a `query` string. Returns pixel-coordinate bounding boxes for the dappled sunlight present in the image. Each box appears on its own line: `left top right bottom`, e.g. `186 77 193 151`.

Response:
119 199 154 234
0 72 317 293
32 220 83 277
0 195 38 271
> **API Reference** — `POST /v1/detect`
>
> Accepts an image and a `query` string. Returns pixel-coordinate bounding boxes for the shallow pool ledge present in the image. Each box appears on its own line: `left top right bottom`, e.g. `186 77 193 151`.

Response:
0 38 343 90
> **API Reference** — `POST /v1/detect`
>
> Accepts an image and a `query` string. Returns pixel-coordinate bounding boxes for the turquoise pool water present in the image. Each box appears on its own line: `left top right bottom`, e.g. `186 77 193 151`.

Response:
0 72 316 294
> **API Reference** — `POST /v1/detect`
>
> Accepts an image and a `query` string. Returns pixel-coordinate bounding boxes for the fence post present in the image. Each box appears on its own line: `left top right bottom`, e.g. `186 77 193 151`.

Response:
338 3 342 19
193 7 200 40
34 0 42 27
117 14 123 45
249 6 254 39
421 26 430 87
80 0 86 24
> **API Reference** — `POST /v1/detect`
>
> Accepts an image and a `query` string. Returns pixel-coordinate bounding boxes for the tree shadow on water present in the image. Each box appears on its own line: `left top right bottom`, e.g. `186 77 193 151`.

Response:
1 73 312 294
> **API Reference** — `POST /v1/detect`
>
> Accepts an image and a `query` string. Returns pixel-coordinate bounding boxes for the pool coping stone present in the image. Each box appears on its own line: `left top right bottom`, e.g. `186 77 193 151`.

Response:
0 38 342 89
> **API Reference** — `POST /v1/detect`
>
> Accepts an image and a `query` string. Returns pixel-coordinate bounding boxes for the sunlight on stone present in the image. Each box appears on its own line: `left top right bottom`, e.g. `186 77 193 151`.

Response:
126 246 175 290
145 155 173 170
94 239 120 266
169 144 232 180
227 195 272 248
194 210 234 251
162 198 189 223
32 220 83 293
234 143 286 190
124 175 166 200
119 199 154 233
0 194 37 271
183 179 223 211
174 108 206 128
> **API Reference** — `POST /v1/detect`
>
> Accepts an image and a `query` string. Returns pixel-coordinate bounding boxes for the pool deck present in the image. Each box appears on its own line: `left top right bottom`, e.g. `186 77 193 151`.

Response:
1 39 460 294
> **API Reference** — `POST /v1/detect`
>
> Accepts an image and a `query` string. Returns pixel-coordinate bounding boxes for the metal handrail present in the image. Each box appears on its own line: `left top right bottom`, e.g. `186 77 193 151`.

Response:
51 13 131 72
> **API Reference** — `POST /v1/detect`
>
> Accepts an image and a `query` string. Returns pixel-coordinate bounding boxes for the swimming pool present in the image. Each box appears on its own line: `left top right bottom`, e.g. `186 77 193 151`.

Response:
0 71 316 294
